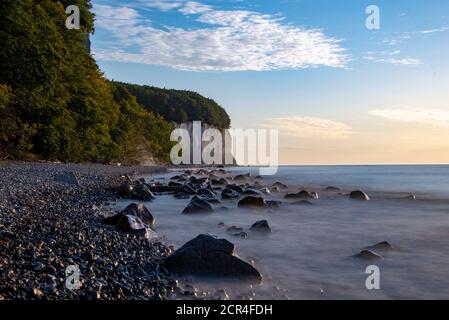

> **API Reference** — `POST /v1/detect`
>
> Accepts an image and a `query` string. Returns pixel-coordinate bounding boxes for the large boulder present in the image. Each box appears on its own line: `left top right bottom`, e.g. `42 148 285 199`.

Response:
163 234 262 282
104 203 155 227
117 182 133 198
349 190 370 201
238 196 267 208
250 220 271 233
132 183 155 201
272 182 288 189
182 196 214 214
242 188 263 196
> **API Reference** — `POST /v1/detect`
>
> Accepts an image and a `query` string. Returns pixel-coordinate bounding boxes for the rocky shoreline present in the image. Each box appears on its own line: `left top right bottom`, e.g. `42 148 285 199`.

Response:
0 161 178 300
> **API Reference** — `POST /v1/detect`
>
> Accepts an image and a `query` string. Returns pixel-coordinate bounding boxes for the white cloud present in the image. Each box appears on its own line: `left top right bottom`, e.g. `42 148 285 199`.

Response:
364 56 421 66
369 108 449 128
92 2 348 72
258 116 353 139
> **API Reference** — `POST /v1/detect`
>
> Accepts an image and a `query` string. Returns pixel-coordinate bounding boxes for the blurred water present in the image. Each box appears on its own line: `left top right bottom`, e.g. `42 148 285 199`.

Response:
117 165 449 299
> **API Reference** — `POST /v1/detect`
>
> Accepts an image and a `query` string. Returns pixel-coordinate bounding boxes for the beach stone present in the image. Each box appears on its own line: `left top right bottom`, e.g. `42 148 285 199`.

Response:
105 203 155 227
238 196 267 208
349 190 370 201
259 187 271 195
250 220 271 233
117 182 133 198
272 182 288 189
325 186 341 192
242 188 263 196
162 234 262 282
270 186 281 193
353 250 382 260
182 184 197 195
132 183 155 201
182 196 213 214
285 190 318 200
221 188 241 199
117 215 155 238
233 174 247 182
406 194 416 201
197 188 215 197
226 185 244 194
266 200 281 208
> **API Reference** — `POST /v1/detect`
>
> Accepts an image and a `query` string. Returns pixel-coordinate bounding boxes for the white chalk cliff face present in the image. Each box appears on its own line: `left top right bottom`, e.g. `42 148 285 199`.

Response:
176 122 236 166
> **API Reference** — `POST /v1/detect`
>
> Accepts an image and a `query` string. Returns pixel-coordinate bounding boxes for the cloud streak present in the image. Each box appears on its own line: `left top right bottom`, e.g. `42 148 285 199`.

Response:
92 1 348 72
369 108 449 128
259 116 353 139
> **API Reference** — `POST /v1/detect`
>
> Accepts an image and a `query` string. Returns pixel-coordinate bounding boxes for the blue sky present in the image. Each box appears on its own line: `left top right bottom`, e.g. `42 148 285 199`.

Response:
91 0 449 164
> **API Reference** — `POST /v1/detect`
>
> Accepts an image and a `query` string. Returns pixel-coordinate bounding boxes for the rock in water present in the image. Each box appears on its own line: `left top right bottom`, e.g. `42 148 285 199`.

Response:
116 214 156 239
284 190 318 200
221 188 241 199
182 196 213 214
353 250 382 260
238 196 267 208
162 234 262 282
104 203 155 229
250 220 271 233
325 186 340 192
54 171 79 186
242 189 263 196
365 241 393 251
117 182 133 198
349 190 370 201
132 183 155 201
272 182 288 189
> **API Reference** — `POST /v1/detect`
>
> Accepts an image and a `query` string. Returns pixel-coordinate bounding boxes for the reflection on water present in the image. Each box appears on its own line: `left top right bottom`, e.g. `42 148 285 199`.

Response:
116 165 449 299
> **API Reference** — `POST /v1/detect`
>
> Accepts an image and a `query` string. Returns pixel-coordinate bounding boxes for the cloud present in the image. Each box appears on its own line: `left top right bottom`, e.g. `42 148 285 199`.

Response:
258 116 353 139
364 56 421 66
92 2 348 72
369 108 449 128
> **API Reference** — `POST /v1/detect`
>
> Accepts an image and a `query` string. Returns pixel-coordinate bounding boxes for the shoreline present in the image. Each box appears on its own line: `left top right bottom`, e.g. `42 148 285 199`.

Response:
0 161 178 300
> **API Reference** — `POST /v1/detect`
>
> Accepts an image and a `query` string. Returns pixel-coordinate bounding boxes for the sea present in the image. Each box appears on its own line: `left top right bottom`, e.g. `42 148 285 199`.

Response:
116 165 449 299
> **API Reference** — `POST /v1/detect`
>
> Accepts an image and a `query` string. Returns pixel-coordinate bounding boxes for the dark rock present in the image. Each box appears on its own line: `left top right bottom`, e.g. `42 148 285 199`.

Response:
272 182 288 189
226 185 244 194
117 182 133 198
349 190 370 201
325 186 341 192
238 196 267 208
162 234 262 282
405 194 416 201
266 200 281 208
242 188 263 196
105 203 155 227
198 188 215 197
182 184 197 195
168 181 182 187
227 226 243 233
132 183 155 201
365 241 393 251
270 186 281 193
221 188 241 200
182 196 214 214
285 190 318 200
353 250 382 260
250 220 271 233
259 187 271 194
233 174 247 182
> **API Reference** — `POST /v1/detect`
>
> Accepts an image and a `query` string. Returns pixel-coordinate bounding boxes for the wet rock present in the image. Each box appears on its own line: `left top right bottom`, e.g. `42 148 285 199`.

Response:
226 185 244 194
259 187 271 195
325 186 340 192
238 196 267 208
242 188 263 196
270 186 281 193
353 250 382 260
227 226 243 233
221 188 241 199
117 182 133 198
105 203 155 227
182 196 214 214
405 194 416 201
272 182 288 189
181 184 197 195
168 181 182 187
365 241 393 251
250 220 271 233
117 215 155 238
132 183 156 201
349 190 370 201
197 188 215 197
233 174 247 182
266 200 281 208
163 234 262 282
285 190 318 200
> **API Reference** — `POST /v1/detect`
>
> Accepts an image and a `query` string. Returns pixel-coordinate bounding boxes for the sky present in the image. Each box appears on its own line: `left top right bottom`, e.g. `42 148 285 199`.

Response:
90 0 449 165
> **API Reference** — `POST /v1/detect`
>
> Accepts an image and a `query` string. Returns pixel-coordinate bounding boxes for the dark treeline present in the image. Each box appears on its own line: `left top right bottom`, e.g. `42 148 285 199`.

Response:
0 0 230 163
117 82 231 130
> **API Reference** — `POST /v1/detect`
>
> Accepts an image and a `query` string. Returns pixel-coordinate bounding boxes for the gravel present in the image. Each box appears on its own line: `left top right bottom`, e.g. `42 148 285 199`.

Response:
0 161 180 300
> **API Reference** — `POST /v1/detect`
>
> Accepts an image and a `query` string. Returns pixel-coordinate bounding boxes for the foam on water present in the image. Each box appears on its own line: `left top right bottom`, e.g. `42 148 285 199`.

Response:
116 165 449 299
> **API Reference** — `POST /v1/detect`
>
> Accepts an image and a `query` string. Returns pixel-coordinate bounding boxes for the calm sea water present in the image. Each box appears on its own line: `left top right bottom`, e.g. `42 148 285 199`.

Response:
117 165 449 299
